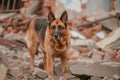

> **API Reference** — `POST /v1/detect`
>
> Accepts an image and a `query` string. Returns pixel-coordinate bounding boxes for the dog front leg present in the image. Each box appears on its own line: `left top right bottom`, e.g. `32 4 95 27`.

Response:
61 55 67 79
47 54 54 79
43 52 47 70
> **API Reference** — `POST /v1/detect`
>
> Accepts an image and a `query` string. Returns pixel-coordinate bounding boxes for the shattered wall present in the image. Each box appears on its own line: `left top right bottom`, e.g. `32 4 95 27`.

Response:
56 0 120 19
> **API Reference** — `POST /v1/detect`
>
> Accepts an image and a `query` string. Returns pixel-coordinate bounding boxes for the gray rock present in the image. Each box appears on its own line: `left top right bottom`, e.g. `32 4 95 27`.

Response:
96 28 120 48
99 18 118 31
103 48 115 62
91 76 102 80
0 51 9 66
10 67 21 77
67 74 80 80
33 67 48 79
4 33 26 43
0 63 8 80
70 61 120 77
54 62 63 77
87 42 98 50
0 25 4 35
113 74 120 80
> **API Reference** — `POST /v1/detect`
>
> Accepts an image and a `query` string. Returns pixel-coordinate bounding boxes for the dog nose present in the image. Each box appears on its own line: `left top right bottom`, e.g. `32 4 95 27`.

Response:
54 34 59 39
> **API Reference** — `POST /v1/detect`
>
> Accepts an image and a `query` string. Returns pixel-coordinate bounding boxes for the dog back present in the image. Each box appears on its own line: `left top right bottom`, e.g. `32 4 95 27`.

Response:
27 17 48 50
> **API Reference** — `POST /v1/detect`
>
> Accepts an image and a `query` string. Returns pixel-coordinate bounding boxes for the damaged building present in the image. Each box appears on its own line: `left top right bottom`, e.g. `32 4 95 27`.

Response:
0 0 120 80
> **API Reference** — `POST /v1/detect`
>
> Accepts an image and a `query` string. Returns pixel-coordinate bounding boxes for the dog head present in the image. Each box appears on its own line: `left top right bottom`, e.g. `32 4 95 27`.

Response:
48 10 68 41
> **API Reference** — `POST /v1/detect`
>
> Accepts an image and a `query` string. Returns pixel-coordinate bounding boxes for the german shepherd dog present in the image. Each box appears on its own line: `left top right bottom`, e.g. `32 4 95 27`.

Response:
27 10 71 79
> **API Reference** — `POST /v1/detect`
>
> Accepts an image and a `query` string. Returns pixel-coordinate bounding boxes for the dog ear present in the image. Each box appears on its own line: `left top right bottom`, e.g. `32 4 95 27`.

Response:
60 10 68 25
48 11 55 24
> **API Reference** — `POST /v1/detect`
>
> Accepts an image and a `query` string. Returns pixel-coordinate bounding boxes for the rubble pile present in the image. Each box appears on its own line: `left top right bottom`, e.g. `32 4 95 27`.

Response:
0 0 120 80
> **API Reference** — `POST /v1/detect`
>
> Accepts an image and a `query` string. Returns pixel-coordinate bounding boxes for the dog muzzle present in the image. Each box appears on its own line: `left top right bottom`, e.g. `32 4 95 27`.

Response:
53 33 61 40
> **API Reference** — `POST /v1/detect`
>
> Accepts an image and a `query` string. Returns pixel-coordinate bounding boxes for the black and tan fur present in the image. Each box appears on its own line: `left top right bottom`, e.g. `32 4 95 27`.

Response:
27 10 71 79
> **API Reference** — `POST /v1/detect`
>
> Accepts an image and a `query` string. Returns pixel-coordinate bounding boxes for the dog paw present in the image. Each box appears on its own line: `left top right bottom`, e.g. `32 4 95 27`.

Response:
45 76 55 80
59 76 67 80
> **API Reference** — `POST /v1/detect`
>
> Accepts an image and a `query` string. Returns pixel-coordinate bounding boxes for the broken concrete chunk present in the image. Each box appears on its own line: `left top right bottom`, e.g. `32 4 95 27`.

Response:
113 74 120 80
54 62 63 77
96 28 120 48
87 42 98 50
70 30 86 39
0 51 9 67
109 38 120 49
33 67 48 79
70 61 120 77
91 49 104 61
0 13 17 21
0 63 8 80
10 67 21 77
99 18 118 31
91 76 102 80
67 74 80 80
4 33 25 41
103 48 117 62
71 39 96 47
0 25 4 35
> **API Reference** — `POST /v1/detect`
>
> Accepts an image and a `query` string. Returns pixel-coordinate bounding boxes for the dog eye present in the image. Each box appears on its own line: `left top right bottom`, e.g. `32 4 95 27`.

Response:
51 26 55 30
58 26 64 30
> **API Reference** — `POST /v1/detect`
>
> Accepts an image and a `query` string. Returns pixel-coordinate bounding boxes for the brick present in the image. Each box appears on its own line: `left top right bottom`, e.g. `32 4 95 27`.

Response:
24 1 30 8
103 48 118 62
44 1 55 7
70 56 79 61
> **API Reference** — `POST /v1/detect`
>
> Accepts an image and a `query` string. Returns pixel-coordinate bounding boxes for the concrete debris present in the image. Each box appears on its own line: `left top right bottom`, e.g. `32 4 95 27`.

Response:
33 67 48 79
0 0 120 79
91 76 101 80
0 13 17 21
70 30 86 39
0 63 8 80
0 51 8 80
70 61 120 77
0 25 4 35
96 28 120 48
71 39 96 46
4 33 25 41
99 18 118 31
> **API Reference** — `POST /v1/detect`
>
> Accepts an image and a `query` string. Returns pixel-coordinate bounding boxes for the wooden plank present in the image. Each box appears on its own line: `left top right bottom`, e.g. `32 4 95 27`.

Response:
0 10 19 13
